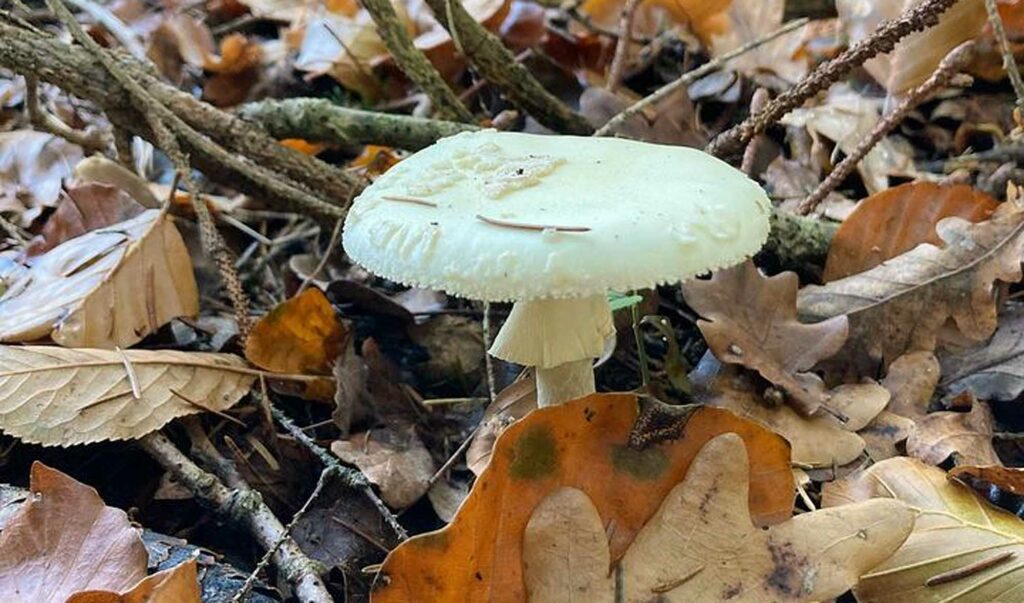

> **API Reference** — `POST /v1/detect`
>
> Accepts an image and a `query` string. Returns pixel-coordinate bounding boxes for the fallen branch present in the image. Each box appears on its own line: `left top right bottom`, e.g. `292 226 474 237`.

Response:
138 431 332 603
707 0 962 158
422 0 593 134
594 18 807 137
0 18 353 216
358 0 473 122
239 98 478 149
797 42 975 215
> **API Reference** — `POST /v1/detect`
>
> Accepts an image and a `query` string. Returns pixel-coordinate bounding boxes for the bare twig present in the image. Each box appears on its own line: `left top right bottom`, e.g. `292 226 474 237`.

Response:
707 0 962 157
422 0 593 134
25 75 110 153
984 0 1024 109
605 0 640 92
139 431 332 603
595 18 808 137
359 0 472 121
741 87 772 176
269 404 409 540
924 551 1016 587
797 42 975 215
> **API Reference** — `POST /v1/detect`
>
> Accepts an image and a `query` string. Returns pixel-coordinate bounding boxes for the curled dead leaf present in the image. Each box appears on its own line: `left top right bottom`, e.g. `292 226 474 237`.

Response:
0 210 198 349
906 402 1001 467
245 287 348 375
331 424 435 509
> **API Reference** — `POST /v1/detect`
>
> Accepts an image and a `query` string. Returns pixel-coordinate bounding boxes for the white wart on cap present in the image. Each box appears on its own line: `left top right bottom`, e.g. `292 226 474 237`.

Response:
343 130 771 406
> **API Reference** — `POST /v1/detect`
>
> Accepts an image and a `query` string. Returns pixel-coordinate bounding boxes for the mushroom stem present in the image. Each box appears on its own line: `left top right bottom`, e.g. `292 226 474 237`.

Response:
536 359 596 407
489 294 615 407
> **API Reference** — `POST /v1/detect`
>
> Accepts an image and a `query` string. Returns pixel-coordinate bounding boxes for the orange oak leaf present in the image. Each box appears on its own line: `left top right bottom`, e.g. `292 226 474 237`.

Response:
245 287 349 375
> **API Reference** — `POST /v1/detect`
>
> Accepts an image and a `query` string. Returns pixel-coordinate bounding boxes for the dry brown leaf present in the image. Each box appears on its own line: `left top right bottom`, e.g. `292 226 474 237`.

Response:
202 33 263 107
837 0 987 93
940 304 1024 402
950 464 1024 497
294 10 399 98
245 287 347 375
859 411 915 460
710 0 808 83
780 85 918 195
577 0 730 44
466 374 536 476
0 463 148 602
797 200 1024 377
331 424 435 509
373 394 795 602
73 156 160 209
408 315 484 383
705 370 886 468
0 210 198 349
67 560 200 603
882 350 941 421
146 14 216 82
683 260 848 414
906 402 1001 466
27 182 147 256
823 456 1024 602
579 86 705 147
824 183 1000 281
523 433 914 602
0 345 255 446
0 131 83 225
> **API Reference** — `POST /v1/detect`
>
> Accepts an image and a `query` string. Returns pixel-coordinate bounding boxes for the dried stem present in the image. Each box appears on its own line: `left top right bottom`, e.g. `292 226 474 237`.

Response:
797 42 975 215
422 0 593 134
595 18 807 137
475 213 591 232
25 75 110 153
984 0 1024 110
605 0 641 92
707 0 962 158
740 87 771 176
138 431 332 603
357 0 473 122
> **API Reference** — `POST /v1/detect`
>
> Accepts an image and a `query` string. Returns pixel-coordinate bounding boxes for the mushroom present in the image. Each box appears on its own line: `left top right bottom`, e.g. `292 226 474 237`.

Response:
342 130 770 407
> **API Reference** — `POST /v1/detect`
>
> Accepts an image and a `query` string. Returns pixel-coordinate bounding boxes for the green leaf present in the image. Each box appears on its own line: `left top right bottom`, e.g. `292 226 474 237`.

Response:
608 291 643 312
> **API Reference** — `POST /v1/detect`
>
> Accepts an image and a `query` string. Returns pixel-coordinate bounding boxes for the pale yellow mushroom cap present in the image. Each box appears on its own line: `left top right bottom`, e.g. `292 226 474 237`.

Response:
342 130 771 302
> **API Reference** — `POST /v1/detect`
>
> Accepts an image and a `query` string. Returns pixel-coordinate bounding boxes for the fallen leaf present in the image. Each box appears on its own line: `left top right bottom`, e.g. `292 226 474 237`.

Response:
824 183 1000 281
780 85 917 195
466 374 537 476
860 411 915 460
202 34 263 107
294 10 398 99
882 350 941 420
823 456 1024 602
146 14 216 82
0 131 83 225
408 315 484 384
837 0 987 93
704 370 885 468
0 345 255 446
331 424 435 509
279 138 327 156
710 0 809 83
577 0 730 44
950 464 1024 497
73 156 160 209
27 182 147 256
523 434 913 602
349 144 400 177
372 393 794 602
426 477 469 522
906 402 1001 466
0 463 147 602
940 304 1024 402
0 210 199 349
798 200 1024 377
579 86 705 147
67 560 201 603
683 260 848 414
245 287 347 375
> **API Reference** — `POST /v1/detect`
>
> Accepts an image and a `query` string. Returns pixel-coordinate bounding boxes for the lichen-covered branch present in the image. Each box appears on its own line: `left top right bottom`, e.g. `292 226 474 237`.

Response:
766 208 837 268
139 432 331 603
707 0 961 158
358 0 474 122
239 98 479 149
422 0 593 134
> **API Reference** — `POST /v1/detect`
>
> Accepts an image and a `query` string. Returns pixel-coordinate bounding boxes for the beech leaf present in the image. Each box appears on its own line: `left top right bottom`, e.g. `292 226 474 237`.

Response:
0 463 148 602
0 345 256 446
798 200 1024 377
0 210 199 349
824 456 1024 603
245 287 348 375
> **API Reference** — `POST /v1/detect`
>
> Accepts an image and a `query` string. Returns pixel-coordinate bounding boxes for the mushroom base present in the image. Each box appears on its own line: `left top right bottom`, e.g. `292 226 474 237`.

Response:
536 359 596 408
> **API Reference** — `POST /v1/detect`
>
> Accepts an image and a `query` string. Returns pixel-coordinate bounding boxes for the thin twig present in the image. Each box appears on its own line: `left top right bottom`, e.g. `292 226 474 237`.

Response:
605 0 640 92
482 302 496 404
381 194 439 207
925 551 1015 586
708 0 962 157
797 42 975 215
232 466 337 603
298 216 344 294
269 403 409 540
25 75 110 153
740 87 772 176
984 0 1024 109
426 425 478 488
595 18 807 137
